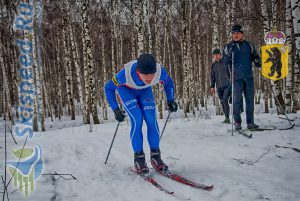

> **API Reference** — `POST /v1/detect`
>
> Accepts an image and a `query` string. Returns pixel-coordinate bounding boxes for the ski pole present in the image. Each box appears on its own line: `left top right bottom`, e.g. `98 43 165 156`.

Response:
159 111 171 142
105 122 120 164
271 87 293 126
231 49 235 136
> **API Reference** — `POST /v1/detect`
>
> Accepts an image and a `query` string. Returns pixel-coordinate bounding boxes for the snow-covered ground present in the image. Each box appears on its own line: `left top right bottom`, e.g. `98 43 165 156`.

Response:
1 108 300 201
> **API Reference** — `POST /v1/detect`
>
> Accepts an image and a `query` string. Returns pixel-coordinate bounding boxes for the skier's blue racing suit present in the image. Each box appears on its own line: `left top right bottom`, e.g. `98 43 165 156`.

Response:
105 60 175 152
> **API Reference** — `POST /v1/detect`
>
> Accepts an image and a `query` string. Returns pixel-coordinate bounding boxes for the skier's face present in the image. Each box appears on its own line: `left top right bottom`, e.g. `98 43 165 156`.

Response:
213 54 222 61
232 32 243 42
139 72 156 84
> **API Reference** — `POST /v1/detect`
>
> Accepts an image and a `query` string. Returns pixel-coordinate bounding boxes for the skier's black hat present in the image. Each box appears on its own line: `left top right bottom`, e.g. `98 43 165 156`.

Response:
136 54 157 74
231 24 244 34
212 48 221 55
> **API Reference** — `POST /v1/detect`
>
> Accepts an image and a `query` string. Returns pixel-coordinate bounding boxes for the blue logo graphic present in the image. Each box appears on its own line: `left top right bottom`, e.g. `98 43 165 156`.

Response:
7 145 43 197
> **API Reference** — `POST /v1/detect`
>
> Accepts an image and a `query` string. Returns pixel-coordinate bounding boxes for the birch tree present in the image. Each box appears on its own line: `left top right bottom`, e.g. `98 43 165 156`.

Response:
285 0 293 113
100 14 108 120
110 0 118 74
181 0 192 115
81 0 100 124
152 0 164 119
62 1 75 120
0 41 13 119
35 0 46 130
211 0 222 115
291 0 300 112
31 5 40 132
132 0 144 55
69 5 85 121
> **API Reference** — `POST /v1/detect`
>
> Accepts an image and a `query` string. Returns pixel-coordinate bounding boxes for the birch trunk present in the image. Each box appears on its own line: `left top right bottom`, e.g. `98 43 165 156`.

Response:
181 0 191 115
212 0 222 115
69 3 85 121
285 0 293 114
111 0 117 74
153 0 163 119
187 0 195 114
35 0 45 130
101 15 108 120
260 0 271 113
225 2 231 42
56 40 63 120
133 0 144 55
81 0 100 124
62 1 75 120
0 42 13 119
31 8 40 132
291 0 300 112
147 1 153 54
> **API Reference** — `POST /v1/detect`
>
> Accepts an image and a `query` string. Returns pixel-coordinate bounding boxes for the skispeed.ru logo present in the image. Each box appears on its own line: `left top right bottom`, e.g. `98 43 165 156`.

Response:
7 145 44 197
8 1 44 198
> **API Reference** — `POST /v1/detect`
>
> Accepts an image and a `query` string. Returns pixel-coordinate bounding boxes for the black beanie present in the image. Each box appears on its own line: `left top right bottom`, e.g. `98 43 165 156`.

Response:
231 24 244 34
136 54 157 74
212 48 221 55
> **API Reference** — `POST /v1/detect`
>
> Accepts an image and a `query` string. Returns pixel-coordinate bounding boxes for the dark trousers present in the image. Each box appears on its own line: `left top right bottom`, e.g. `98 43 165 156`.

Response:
233 78 254 124
217 86 231 118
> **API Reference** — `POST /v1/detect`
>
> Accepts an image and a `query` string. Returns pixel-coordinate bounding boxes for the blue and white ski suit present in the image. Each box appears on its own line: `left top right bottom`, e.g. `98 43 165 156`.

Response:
105 60 175 153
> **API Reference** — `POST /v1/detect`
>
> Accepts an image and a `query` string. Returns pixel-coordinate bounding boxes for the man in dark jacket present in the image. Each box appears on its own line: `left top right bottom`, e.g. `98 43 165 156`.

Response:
223 24 261 130
210 48 231 124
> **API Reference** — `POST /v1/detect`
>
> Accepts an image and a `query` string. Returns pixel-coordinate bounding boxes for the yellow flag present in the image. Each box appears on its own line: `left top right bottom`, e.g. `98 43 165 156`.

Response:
261 44 289 81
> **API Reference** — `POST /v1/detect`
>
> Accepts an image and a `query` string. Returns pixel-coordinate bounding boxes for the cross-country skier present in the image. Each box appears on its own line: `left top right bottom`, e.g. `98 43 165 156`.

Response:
223 24 261 130
210 48 231 124
104 53 178 174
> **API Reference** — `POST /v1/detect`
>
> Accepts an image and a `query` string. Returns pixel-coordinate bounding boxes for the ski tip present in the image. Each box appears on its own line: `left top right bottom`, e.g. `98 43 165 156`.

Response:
278 123 295 130
249 134 253 138
204 185 214 191
288 123 295 130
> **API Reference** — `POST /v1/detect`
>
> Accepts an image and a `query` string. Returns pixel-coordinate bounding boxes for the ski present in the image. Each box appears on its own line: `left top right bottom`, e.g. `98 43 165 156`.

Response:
238 130 253 138
130 169 174 195
276 123 295 130
254 124 295 131
278 116 296 121
275 144 300 153
247 126 276 131
245 123 295 131
227 129 252 138
154 169 213 191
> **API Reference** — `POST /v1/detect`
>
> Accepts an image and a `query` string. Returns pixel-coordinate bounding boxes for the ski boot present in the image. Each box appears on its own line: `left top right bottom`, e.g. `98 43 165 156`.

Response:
150 149 168 172
134 151 149 175
247 122 259 130
223 117 230 124
234 122 242 131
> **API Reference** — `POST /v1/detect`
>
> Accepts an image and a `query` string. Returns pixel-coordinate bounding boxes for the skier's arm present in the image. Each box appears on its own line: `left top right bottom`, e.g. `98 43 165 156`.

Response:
252 47 262 68
222 44 233 68
104 69 125 111
104 79 119 111
159 67 175 102
210 64 216 88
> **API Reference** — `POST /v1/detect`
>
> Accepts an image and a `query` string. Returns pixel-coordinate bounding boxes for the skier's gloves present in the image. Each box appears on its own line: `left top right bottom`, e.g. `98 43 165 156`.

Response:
210 88 215 95
228 43 236 56
114 108 126 122
167 101 178 112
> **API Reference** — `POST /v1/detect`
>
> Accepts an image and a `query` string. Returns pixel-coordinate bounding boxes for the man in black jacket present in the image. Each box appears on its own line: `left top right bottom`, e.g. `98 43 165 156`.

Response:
223 25 261 130
210 48 231 124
